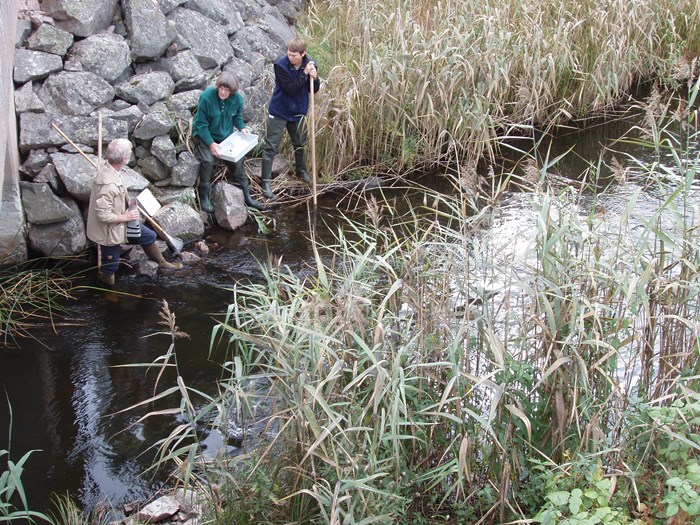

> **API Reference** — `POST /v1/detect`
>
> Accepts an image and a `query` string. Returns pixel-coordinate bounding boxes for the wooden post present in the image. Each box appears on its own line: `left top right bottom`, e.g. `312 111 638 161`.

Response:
310 74 317 207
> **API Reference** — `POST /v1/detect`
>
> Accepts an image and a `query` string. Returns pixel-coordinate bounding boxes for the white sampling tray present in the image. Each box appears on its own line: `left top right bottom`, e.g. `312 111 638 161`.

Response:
218 131 259 162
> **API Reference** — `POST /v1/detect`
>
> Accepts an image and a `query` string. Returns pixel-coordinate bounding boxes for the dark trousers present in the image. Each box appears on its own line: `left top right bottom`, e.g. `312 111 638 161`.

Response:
262 115 307 171
99 224 157 276
193 137 244 182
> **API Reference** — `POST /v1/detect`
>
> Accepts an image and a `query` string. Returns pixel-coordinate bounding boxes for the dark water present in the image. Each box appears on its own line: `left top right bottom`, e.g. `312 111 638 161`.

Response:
1 101 697 517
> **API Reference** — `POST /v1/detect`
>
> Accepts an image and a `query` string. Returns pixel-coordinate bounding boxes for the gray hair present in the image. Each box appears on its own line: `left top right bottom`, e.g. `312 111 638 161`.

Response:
105 139 132 165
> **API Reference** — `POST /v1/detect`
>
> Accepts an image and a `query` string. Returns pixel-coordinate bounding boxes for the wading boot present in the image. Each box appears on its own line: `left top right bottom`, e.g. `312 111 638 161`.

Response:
97 270 115 286
294 150 312 184
142 243 183 270
260 158 274 199
231 170 264 210
198 163 214 213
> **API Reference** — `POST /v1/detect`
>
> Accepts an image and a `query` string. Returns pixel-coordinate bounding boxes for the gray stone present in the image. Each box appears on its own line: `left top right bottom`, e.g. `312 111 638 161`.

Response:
154 200 204 242
122 0 177 60
39 71 115 116
13 48 63 83
152 135 177 167
14 82 45 113
222 56 254 89
168 8 234 69
99 105 145 133
42 0 119 37
19 182 74 225
0 175 28 264
133 103 174 140
184 0 244 32
150 185 194 205
16 19 33 48
235 23 287 63
212 181 247 231
167 89 201 113
115 71 175 105
174 71 213 92
34 164 62 191
67 32 131 82
136 495 180 523
121 165 151 191
27 198 87 256
26 24 74 56
22 149 50 176
19 113 128 151
170 151 198 186
159 0 188 15
161 49 203 82
138 156 170 181
50 152 97 202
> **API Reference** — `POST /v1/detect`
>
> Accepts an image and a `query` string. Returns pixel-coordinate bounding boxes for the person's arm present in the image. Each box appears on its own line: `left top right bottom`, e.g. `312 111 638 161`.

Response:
232 92 246 132
191 93 215 146
94 186 132 223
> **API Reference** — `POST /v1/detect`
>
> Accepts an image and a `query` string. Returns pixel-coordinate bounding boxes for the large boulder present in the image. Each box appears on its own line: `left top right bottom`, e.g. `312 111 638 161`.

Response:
19 113 129 151
66 32 131 82
13 48 63 83
39 71 115 116
19 182 74 225
41 0 119 37
26 24 75 56
168 8 234 69
212 182 247 231
27 198 87 256
122 0 177 60
153 201 204 242
115 71 175 105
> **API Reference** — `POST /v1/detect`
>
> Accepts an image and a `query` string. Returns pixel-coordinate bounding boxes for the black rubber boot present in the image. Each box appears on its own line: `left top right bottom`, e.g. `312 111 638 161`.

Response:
294 149 311 184
231 167 264 210
260 158 274 199
198 163 214 213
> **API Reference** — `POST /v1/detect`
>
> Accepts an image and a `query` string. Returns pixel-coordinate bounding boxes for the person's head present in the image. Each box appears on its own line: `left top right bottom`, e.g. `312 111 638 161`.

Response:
215 71 239 100
105 139 132 166
286 37 307 67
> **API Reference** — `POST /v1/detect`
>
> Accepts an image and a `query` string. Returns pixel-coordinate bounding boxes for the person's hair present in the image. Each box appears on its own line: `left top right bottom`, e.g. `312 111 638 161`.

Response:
287 37 307 54
216 71 239 93
105 139 132 165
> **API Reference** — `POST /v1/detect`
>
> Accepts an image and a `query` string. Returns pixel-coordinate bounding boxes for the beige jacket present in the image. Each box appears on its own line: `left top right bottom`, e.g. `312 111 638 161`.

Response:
86 161 128 246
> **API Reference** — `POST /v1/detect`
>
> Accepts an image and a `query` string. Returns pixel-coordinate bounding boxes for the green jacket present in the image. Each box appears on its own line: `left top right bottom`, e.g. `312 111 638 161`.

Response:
192 86 246 146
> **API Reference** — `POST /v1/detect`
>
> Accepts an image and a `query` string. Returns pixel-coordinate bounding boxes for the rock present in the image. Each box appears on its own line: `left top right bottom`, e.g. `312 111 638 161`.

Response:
167 89 201 112
150 185 193 205
19 182 74 224
169 151 198 187
14 82 45 114
168 8 234 69
159 0 188 15
138 156 170 181
212 182 247 231
235 23 287 63
122 0 177 60
161 49 203 82
39 71 115 116
21 149 50 176
115 71 175 105
26 23 75 56
121 165 151 192
16 19 33 48
27 198 87 256
34 164 62 191
19 113 129 151
184 0 245 32
133 102 174 140
136 495 180 523
50 151 97 202
42 0 119 37
151 135 177 167
153 201 204 242
100 104 145 133
13 48 63 83
66 32 131 82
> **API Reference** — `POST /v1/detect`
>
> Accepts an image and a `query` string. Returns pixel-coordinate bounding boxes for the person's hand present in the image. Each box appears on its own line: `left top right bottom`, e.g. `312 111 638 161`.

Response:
210 142 221 157
305 61 317 78
241 128 250 135
123 209 140 222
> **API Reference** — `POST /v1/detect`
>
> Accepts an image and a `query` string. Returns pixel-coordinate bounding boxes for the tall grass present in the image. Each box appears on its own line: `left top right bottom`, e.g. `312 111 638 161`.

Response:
303 0 700 178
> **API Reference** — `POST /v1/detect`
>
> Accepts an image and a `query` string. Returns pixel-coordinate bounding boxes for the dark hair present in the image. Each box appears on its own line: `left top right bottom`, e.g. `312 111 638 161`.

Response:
216 71 239 93
287 37 307 54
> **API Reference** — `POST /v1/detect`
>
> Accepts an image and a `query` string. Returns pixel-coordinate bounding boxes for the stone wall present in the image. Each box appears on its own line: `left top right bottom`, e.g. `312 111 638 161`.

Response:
0 0 27 264
6 0 304 261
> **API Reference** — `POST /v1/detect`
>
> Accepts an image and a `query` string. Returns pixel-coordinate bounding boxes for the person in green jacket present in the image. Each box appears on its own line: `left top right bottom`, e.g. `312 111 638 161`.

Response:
191 72 262 212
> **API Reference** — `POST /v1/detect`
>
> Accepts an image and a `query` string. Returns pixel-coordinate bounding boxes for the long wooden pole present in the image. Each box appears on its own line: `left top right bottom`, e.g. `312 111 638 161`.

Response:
97 112 102 270
310 73 317 207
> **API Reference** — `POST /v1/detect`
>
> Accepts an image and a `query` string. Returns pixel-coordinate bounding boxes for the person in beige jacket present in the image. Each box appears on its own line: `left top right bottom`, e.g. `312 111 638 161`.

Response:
87 138 181 286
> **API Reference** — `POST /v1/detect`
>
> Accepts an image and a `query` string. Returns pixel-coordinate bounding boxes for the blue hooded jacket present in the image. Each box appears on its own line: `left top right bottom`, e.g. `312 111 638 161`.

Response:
267 53 320 122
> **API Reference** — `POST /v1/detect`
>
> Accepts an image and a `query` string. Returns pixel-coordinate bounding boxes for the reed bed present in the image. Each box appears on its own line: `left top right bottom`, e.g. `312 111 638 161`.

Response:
119 82 700 524
303 0 700 179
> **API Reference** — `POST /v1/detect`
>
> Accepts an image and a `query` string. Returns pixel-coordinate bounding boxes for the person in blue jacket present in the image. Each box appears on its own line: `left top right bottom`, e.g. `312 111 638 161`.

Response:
260 37 320 199
191 72 262 212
